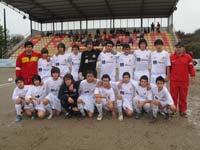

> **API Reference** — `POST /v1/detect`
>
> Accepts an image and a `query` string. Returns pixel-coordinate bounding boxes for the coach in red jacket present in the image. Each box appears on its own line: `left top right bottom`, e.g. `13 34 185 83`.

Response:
16 41 41 85
170 42 196 117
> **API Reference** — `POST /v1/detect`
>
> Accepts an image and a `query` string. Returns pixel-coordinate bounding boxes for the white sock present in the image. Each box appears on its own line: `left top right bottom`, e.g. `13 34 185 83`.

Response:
78 103 85 115
45 104 53 114
152 104 158 117
95 103 103 115
117 100 123 115
15 104 22 116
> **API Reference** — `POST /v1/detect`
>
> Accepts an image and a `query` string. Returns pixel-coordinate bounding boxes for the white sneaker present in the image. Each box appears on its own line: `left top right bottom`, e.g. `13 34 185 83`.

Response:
47 113 53 119
118 113 123 121
97 114 103 121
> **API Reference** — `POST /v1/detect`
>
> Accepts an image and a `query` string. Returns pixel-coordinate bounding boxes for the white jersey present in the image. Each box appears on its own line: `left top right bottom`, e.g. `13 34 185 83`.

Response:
98 52 120 81
52 53 70 77
45 77 62 96
131 80 152 101
79 79 98 97
12 85 29 101
150 50 171 75
25 85 46 100
133 49 151 71
94 87 115 102
118 82 134 101
38 58 52 82
68 52 81 81
117 53 134 80
151 84 174 105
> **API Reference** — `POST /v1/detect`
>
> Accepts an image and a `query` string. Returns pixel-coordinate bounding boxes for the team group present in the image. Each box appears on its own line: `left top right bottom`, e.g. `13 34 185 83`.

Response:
12 39 196 123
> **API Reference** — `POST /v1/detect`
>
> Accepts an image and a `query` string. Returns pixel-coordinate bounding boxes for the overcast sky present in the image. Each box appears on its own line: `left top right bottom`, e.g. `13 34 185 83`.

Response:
0 0 200 36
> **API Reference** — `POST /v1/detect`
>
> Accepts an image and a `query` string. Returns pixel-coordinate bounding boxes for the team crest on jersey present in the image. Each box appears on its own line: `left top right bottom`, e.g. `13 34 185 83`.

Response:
92 55 96 58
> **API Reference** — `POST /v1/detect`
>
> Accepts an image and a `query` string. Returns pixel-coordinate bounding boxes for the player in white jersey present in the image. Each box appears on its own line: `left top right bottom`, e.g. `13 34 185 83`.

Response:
25 75 47 119
150 76 176 122
43 67 63 119
133 39 151 81
12 77 29 123
131 75 152 119
150 39 171 84
52 42 70 77
77 70 98 118
95 74 116 121
117 44 134 80
98 40 120 81
116 72 135 121
68 45 81 81
38 48 52 82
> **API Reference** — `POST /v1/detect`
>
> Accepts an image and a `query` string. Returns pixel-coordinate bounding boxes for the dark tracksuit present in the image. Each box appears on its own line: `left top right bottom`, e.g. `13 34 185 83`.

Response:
58 81 80 115
78 49 101 78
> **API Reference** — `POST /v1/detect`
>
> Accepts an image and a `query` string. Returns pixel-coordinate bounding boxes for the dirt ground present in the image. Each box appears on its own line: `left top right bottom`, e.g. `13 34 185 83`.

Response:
0 68 200 150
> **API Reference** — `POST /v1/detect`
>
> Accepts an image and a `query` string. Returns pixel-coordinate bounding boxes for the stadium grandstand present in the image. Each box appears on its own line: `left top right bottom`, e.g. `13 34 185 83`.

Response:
1 0 179 59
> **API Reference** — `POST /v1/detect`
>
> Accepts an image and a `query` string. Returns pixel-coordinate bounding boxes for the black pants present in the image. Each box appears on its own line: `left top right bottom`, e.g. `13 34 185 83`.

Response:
61 99 77 114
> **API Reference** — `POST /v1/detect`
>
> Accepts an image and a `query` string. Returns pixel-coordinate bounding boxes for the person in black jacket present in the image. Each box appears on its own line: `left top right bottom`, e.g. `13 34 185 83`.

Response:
78 40 101 79
58 73 80 118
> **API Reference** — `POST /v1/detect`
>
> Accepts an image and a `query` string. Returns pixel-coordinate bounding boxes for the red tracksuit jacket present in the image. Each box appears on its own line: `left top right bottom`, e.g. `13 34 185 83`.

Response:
16 51 41 85
170 53 195 84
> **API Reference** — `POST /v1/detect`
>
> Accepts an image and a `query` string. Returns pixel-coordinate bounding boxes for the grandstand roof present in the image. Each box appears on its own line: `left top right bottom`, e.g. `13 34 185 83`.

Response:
2 0 179 23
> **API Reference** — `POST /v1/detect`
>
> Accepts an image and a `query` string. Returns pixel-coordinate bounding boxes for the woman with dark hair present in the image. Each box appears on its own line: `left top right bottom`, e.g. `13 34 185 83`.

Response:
58 73 80 118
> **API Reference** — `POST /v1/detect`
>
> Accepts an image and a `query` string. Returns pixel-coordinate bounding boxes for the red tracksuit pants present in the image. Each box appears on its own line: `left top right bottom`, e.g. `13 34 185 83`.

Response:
170 81 188 113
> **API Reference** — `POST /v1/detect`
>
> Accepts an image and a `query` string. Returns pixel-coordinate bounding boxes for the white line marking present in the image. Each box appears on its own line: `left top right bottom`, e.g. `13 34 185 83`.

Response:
0 82 14 87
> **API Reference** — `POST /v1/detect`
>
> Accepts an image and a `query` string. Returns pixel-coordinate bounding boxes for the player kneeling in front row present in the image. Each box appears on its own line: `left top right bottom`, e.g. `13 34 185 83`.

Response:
77 70 98 118
58 73 80 118
25 75 46 119
43 67 63 119
150 76 176 123
95 74 116 121
12 77 29 122
116 72 134 121
131 75 152 120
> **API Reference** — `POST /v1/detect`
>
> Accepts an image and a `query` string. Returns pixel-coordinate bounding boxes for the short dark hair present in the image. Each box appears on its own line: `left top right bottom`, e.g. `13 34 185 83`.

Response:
122 44 130 49
123 72 130 78
138 38 147 48
156 76 165 83
101 74 111 81
15 76 24 84
154 39 163 46
86 40 93 46
72 44 80 50
106 40 114 46
57 42 66 51
32 75 42 83
86 70 96 78
24 41 33 48
63 73 74 82
51 67 60 75
140 75 148 82
41 48 48 54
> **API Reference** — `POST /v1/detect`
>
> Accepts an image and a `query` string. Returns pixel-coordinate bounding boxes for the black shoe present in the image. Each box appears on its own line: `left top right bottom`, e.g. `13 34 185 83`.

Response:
135 113 141 120
65 112 72 119
150 116 157 123
164 113 170 120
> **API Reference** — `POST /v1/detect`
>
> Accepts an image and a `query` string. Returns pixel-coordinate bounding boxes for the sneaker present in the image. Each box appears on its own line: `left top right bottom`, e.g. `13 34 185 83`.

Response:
15 115 22 123
31 111 36 120
118 113 123 121
180 112 187 118
65 112 72 119
47 113 54 119
149 116 157 123
135 113 141 120
97 114 103 121
164 113 170 120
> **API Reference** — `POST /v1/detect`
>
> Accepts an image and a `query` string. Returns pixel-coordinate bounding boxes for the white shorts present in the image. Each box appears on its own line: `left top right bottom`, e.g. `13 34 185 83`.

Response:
133 97 151 112
134 71 150 81
122 98 133 111
79 95 95 113
100 98 115 109
159 100 173 107
150 74 166 84
24 100 46 112
45 93 61 111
